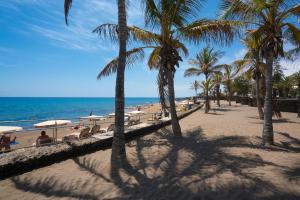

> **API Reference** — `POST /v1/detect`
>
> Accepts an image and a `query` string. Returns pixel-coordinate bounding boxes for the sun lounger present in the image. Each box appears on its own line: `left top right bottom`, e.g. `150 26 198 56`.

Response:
90 125 100 135
36 138 53 146
159 117 171 122
62 127 91 142
99 124 114 133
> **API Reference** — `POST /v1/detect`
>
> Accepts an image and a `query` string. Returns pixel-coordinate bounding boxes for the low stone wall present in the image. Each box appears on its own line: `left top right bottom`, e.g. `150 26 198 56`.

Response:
240 97 249 105
0 104 203 180
236 97 299 113
277 99 298 113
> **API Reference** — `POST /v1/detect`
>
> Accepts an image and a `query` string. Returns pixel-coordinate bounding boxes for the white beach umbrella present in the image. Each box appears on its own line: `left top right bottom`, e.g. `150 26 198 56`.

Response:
179 100 188 105
34 120 71 128
34 120 71 143
79 115 105 120
108 113 130 117
80 115 106 125
108 113 115 117
128 110 145 120
0 126 23 134
128 110 145 115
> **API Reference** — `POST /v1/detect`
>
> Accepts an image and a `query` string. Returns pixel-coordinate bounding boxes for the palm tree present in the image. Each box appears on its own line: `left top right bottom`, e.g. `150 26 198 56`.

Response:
64 0 127 162
200 78 214 112
235 37 265 119
191 80 200 98
96 0 239 137
212 71 223 107
222 64 240 106
184 47 224 113
221 0 300 145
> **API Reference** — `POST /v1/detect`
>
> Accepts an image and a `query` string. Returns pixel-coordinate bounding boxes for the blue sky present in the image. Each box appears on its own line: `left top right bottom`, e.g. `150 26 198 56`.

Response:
0 0 299 97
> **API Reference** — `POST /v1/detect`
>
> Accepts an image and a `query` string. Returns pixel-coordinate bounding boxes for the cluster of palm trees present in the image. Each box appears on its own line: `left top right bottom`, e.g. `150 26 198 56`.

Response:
64 0 300 164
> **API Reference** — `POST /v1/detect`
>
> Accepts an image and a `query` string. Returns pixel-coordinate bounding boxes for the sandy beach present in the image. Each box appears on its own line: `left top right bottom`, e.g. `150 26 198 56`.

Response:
0 101 299 199
8 102 165 149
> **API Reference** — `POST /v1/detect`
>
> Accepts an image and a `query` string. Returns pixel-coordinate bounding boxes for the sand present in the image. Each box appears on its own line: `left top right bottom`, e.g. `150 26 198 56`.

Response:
6 103 164 149
0 101 299 200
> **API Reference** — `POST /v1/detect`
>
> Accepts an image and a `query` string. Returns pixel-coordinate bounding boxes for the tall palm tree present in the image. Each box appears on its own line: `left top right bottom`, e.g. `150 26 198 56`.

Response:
235 37 265 119
191 80 200 98
96 0 239 137
200 78 215 111
64 0 127 162
222 64 240 106
221 0 300 145
212 71 223 107
184 47 224 113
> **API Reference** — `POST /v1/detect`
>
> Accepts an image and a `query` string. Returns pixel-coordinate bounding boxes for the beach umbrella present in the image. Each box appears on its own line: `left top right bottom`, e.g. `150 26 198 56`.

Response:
80 115 105 119
34 120 71 143
108 113 130 117
0 126 23 134
80 115 106 125
128 110 145 120
128 110 145 115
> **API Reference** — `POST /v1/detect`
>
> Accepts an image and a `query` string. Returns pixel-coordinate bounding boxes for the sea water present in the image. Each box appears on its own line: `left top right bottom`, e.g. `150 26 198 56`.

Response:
0 97 159 128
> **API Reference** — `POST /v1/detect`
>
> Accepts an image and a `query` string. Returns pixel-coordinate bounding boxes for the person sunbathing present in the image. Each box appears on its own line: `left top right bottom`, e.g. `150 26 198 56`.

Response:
36 131 52 145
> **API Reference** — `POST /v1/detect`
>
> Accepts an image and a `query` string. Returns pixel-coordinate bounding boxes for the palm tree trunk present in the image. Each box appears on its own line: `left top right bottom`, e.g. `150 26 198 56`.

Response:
112 0 127 163
167 69 182 137
262 50 274 146
228 84 232 106
256 75 264 120
205 74 209 113
217 84 220 107
205 89 209 113
297 82 300 117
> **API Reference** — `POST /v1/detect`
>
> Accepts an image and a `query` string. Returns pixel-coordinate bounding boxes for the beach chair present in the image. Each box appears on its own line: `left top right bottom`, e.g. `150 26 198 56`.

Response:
90 125 101 135
99 124 114 133
36 137 53 146
62 127 91 142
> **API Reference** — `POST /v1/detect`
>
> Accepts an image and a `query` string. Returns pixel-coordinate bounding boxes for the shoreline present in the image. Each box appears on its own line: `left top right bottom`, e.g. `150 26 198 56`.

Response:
5 102 163 149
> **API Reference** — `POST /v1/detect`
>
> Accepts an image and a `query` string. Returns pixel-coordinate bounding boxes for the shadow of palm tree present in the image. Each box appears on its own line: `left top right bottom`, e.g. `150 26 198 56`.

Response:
11 176 99 200
10 127 300 200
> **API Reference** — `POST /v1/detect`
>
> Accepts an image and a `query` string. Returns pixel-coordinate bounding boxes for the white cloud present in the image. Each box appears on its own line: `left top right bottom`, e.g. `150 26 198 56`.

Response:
3 0 143 52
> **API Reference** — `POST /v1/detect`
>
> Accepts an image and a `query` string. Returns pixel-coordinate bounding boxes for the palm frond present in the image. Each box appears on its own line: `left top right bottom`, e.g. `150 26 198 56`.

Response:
93 24 119 43
93 24 160 44
148 47 161 70
220 0 263 22
97 47 149 79
184 68 202 77
64 0 72 25
141 0 161 28
179 19 243 45
285 23 300 47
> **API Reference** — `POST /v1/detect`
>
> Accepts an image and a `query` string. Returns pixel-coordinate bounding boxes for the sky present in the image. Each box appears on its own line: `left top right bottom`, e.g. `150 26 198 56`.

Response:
0 0 299 98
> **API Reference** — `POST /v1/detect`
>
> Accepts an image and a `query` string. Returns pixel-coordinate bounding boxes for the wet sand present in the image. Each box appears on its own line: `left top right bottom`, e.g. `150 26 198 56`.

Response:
0 101 299 199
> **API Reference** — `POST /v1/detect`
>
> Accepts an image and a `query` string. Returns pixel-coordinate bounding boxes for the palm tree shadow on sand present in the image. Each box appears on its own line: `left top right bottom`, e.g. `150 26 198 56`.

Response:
11 127 300 200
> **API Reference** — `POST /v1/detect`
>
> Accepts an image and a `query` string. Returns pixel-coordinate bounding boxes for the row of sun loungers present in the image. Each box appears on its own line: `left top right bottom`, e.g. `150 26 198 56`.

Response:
32 116 173 147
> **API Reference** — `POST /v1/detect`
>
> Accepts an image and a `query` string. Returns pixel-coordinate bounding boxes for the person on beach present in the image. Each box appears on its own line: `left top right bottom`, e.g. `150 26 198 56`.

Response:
0 133 16 151
36 131 51 145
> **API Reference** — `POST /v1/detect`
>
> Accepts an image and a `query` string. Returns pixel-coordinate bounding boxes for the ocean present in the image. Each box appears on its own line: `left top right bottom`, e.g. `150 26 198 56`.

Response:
0 97 159 128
